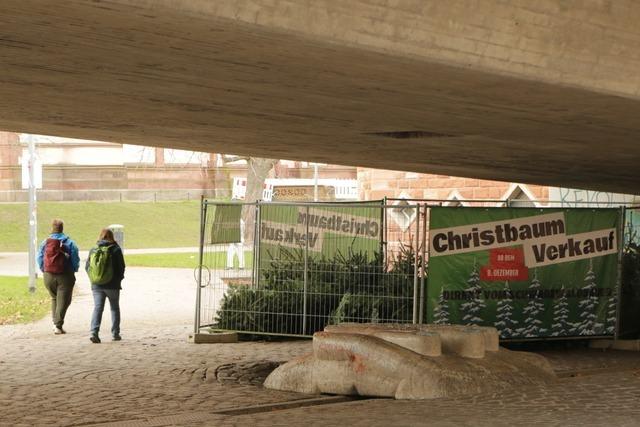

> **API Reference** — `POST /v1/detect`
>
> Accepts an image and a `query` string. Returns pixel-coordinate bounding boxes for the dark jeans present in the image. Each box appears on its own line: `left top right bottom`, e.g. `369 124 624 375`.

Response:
43 272 76 328
91 287 121 337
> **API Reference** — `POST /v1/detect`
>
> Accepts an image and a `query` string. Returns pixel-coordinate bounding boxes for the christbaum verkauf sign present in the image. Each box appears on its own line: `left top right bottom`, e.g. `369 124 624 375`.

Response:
258 203 383 263
427 207 621 339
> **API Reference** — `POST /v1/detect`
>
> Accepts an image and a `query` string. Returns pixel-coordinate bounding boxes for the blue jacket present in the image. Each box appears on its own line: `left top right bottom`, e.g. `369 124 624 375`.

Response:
37 233 80 273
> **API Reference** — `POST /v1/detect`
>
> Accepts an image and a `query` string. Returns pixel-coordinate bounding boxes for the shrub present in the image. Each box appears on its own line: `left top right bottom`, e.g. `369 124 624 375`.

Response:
216 245 419 336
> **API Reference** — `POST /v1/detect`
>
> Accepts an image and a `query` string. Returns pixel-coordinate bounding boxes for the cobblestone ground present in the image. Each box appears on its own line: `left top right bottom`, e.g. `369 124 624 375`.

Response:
197 369 640 427
0 323 311 427
0 267 311 426
1 266 640 426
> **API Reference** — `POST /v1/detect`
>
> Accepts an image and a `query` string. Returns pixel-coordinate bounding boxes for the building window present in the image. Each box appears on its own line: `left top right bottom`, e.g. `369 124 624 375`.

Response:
443 190 468 207
500 184 538 208
389 193 417 232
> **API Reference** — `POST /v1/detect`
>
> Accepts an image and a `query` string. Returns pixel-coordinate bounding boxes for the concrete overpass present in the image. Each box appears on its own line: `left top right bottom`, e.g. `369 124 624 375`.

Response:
1 1 639 194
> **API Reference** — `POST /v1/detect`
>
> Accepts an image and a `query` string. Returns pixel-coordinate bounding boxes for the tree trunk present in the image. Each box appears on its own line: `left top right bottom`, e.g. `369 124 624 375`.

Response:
242 157 277 242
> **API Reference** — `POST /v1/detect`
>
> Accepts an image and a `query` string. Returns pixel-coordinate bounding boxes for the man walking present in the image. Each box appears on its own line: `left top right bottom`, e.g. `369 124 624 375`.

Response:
37 219 80 334
226 218 245 270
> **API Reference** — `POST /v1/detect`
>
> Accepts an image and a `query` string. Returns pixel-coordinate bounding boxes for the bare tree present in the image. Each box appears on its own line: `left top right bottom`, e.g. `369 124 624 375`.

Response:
245 157 277 203
221 155 277 241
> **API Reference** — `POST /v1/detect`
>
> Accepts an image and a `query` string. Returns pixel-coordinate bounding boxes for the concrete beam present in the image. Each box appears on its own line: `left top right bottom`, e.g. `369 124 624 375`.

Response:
2 1 640 193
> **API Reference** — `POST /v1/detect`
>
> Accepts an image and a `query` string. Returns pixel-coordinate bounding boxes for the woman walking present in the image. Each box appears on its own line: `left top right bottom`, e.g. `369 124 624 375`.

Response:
86 228 125 343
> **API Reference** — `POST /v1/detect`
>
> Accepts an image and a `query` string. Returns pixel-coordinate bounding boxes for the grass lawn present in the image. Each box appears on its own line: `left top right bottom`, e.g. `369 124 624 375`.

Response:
125 251 253 269
0 276 49 325
0 201 201 252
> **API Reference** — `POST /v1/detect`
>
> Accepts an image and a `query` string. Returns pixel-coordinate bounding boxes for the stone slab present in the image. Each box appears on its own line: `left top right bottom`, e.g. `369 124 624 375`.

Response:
266 325 556 399
189 332 239 344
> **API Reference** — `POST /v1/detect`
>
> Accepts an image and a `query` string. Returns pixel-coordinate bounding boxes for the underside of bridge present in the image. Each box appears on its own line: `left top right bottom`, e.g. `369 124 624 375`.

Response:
1 1 639 193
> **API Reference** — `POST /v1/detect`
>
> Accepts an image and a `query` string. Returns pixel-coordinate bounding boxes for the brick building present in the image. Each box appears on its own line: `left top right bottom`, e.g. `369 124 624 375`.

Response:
1 131 636 208
358 168 549 207
0 132 354 202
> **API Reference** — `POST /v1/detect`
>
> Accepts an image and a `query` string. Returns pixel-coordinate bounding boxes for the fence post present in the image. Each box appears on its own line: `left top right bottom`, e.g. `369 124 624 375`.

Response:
615 206 625 339
303 205 309 334
382 197 388 269
253 202 261 288
419 205 427 324
194 196 206 335
413 204 420 324
380 198 386 268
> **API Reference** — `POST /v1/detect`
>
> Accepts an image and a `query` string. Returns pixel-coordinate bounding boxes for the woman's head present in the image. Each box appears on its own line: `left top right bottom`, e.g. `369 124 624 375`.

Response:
99 228 115 243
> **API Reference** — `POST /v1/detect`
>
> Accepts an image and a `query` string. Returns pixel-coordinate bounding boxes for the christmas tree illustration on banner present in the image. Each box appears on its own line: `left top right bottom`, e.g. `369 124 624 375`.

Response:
495 281 518 338
577 259 603 335
550 285 570 337
460 260 485 325
518 269 547 338
605 286 617 335
433 288 450 325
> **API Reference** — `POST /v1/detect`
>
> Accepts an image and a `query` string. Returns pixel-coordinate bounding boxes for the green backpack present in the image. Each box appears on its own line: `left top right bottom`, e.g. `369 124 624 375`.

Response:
88 245 114 285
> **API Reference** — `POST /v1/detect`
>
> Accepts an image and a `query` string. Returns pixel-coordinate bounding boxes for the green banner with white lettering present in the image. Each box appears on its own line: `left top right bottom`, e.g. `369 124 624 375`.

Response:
427 207 621 339
258 203 383 264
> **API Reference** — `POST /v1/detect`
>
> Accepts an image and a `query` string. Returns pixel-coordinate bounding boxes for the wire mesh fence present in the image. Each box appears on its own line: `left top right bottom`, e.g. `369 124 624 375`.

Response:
196 200 422 337
620 206 640 338
195 199 640 338
624 207 640 247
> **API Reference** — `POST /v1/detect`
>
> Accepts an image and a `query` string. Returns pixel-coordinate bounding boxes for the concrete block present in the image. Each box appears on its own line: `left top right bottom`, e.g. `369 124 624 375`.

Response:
588 339 614 350
422 325 486 358
611 340 640 351
189 331 238 344
475 326 500 352
326 323 496 358
324 323 441 356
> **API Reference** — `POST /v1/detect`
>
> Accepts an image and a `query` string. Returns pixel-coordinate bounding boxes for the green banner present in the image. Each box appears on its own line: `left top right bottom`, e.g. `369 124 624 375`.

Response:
210 204 242 244
427 207 620 339
259 203 383 263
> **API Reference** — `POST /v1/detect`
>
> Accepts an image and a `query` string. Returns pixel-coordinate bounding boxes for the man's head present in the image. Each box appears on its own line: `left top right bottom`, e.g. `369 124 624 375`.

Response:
51 219 64 234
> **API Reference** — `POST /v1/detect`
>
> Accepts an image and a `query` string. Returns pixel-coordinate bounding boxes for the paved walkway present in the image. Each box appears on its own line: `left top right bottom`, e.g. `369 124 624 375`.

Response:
1 259 640 426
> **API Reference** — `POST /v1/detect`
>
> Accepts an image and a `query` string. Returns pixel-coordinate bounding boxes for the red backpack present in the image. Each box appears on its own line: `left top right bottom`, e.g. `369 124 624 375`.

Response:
44 238 69 274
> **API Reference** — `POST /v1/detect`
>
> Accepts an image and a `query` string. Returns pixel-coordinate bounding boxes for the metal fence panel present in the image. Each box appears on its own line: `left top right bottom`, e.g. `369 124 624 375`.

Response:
196 202 257 332
620 207 640 337
197 200 422 337
196 199 639 339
